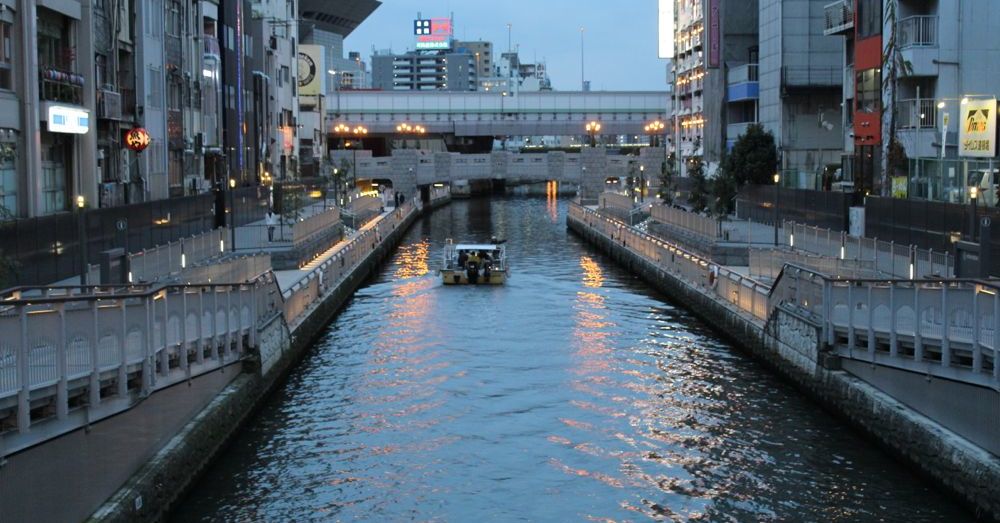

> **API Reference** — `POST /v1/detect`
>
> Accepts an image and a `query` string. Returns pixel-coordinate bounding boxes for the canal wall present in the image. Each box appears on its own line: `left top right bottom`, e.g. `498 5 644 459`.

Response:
568 207 1000 521
90 201 432 522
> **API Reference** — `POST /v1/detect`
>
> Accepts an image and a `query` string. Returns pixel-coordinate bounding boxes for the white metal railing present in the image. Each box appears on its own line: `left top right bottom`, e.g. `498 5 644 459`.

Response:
282 196 422 327
570 203 770 321
0 271 281 454
824 0 854 35
178 254 272 285
291 206 341 245
898 98 938 129
898 15 937 47
599 192 634 212
570 203 998 391
750 248 878 281
786 221 953 278
128 228 228 283
650 204 722 240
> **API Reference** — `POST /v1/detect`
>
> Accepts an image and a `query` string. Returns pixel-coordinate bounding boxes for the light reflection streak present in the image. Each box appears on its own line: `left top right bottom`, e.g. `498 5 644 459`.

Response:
546 180 559 222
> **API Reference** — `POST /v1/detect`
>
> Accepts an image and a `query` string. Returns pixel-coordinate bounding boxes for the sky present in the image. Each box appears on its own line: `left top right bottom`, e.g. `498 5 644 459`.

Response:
344 0 669 91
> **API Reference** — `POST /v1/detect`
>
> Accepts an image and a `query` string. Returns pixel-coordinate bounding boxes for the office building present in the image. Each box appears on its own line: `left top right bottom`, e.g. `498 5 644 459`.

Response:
371 50 477 91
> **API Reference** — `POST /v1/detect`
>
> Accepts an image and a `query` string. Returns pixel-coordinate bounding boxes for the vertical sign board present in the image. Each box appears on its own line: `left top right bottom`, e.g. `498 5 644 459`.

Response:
959 98 997 157
297 45 325 96
658 0 675 59
708 0 721 68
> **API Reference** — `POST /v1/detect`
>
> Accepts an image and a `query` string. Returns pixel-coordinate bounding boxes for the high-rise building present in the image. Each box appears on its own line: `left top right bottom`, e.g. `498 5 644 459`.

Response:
454 40 494 80
371 50 477 91
827 0 1000 198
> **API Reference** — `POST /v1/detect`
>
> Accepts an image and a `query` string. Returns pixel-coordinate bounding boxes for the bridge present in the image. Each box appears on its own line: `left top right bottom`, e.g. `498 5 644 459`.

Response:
333 148 669 198
329 90 671 137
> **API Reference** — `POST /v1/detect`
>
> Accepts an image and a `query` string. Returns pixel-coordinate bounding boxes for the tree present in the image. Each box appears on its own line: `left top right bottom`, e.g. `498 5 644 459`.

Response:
727 123 778 186
658 152 677 204
711 151 740 216
881 0 913 196
688 156 709 213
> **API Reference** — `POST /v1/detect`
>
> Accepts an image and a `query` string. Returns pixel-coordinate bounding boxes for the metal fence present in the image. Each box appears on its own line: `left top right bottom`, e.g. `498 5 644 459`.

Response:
749 248 879 281
570 202 998 396
128 228 229 283
282 197 422 327
177 254 272 285
736 185 854 231
897 15 937 47
0 272 282 454
788 221 954 278
650 204 721 240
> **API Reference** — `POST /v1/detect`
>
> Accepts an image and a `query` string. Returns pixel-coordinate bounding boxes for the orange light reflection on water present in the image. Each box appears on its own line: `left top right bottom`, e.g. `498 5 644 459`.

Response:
546 180 559 222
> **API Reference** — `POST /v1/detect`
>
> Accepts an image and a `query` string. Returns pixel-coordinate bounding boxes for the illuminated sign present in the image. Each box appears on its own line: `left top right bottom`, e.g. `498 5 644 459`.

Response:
414 18 452 50
298 45 326 96
959 98 997 157
708 0 720 68
124 127 151 152
658 0 674 59
46 105 90 134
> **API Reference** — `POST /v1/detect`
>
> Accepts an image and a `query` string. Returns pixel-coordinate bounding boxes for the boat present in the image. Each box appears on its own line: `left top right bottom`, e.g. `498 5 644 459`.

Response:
441 240 508 285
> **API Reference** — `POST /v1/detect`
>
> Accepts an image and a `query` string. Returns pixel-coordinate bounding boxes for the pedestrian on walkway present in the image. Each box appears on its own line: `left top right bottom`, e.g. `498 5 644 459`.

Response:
265 209 278 242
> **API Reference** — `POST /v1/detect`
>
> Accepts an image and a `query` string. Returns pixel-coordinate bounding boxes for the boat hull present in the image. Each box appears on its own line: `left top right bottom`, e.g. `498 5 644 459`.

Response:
440 269 507 285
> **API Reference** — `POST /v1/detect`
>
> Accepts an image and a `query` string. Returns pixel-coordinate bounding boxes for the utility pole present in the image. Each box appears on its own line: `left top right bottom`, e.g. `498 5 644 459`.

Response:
580 27 585 90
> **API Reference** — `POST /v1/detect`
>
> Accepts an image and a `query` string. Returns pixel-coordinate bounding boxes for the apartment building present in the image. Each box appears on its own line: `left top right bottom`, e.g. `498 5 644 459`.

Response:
371 50 477 92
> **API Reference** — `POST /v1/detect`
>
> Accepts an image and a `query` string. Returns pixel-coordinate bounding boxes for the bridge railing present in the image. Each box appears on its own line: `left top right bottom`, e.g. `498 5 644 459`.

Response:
0 271 282 453
282 197 422 328
749 248 878 281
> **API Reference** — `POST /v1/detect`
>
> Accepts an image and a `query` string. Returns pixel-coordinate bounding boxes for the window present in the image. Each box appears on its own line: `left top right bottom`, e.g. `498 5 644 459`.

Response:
147 66 163 108
857 0 882 39
856 68 880 113
0 22 11 89
166 0 182 37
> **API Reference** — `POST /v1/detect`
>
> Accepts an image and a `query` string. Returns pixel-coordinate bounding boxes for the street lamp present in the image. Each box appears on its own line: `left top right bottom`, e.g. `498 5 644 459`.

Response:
585 120 602 147
396 122 426 149
76 195 88 285
351 125 368 190
773 172 781 246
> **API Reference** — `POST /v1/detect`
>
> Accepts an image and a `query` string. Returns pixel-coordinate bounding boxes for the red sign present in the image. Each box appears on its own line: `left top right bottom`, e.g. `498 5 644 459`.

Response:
415 18 453 50
708 0 720 68
124 127 151 152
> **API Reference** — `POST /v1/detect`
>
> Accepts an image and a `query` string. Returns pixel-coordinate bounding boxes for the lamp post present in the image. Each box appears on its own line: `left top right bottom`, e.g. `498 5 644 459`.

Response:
773 173 781 246
76 195 87 285
228 178 236 252
585 120 601 147
396 123 426 150
351 125 368 191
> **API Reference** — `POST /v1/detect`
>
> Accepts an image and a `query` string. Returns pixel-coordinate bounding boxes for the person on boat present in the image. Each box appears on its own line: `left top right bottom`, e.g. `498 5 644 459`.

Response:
466 251 481 284
457 250 468 269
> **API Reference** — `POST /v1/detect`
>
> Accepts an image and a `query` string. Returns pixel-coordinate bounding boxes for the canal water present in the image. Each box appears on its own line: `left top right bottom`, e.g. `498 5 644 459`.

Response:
173 196 972 522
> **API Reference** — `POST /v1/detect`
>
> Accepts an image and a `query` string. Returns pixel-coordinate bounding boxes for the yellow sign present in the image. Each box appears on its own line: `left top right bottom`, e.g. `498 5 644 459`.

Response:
959 98 997 157
891 176 908 198
297 45 325 97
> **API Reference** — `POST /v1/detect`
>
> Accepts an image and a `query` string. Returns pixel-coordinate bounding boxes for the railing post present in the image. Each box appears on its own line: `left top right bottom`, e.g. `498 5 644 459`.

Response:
889 285 898 357
17 306 30 433
914 284 924 362
941 284 951 368
972 286 982 373
160 291 170 376
57 304 68 420
89 300 100 408
824 281 834 346
180 289 190 377
847 283 855 356
867 285 876 358
118 298 128 398
143 296 154 394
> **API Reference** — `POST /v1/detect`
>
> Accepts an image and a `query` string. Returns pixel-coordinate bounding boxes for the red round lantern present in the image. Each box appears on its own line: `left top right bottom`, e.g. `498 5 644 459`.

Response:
124 127 151 152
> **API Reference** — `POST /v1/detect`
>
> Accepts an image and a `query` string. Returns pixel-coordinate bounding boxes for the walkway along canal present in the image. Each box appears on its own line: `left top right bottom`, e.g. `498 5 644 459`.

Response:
171 197 977 522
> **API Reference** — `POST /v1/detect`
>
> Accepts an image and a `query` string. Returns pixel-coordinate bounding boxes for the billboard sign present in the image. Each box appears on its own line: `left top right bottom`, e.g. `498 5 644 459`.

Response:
959 98 997 157
414 18 453 50
708 0 720 68
658 0 675 59
297 45 325 96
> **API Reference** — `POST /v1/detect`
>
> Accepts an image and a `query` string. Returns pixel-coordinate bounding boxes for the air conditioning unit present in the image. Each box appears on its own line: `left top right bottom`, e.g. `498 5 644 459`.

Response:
99 89 122 120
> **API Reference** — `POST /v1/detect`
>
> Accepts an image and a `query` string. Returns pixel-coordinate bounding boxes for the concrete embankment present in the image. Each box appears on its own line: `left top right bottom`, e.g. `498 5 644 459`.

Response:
567 208 1000 521
90 202 430 522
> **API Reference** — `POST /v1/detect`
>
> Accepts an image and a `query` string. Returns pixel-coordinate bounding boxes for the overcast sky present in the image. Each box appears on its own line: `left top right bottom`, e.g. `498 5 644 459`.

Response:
344 0 668 91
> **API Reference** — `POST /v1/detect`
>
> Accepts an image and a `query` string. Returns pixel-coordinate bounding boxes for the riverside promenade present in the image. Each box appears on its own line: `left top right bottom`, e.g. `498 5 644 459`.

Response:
0 190 450 522
568 200 1000 520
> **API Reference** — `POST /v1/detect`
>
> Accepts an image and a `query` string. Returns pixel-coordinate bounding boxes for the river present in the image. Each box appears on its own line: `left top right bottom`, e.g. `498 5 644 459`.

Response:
172 195 971 522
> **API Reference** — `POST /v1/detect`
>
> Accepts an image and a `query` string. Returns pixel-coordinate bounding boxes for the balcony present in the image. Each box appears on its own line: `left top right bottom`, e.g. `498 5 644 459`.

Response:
781 66 842 89
39 67 84 104
824 0 853 36
898 16 939 77
897 98 938 130
727 64 759 101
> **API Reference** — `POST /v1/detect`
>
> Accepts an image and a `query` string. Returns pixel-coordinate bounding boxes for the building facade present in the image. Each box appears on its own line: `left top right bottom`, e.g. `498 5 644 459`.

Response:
371 50 477 92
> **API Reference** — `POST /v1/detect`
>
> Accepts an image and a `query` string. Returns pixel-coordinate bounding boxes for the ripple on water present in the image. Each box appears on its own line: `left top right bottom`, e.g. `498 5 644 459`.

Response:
172 198 973 523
